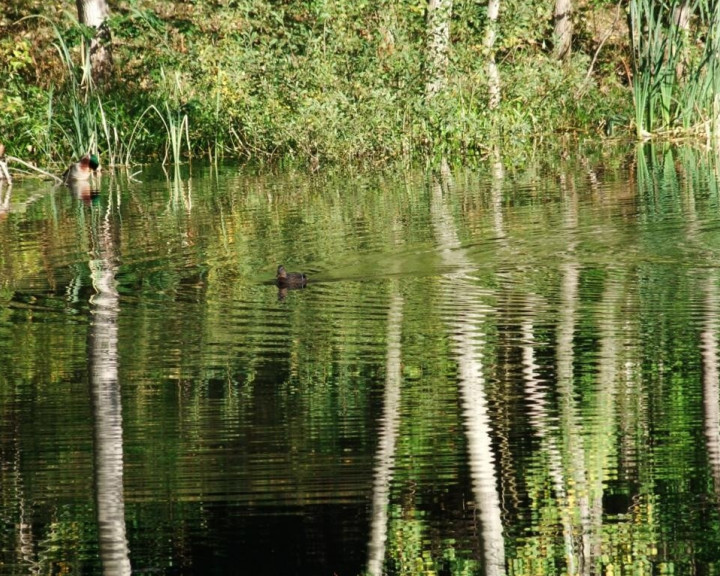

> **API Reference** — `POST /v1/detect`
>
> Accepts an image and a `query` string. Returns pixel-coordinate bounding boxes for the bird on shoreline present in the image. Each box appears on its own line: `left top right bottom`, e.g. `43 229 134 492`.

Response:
276 265 308 288
63 154 100 184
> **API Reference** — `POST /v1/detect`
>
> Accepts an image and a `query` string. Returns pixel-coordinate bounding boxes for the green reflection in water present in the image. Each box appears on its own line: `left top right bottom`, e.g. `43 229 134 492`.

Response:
1 145 720 575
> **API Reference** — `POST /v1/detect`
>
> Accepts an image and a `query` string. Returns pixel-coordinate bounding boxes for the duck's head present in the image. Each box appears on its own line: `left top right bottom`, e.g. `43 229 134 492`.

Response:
277 265 287 279
79 154 100 170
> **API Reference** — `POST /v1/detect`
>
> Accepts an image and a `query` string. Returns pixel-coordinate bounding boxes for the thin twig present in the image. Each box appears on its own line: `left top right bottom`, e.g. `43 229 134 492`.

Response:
577 0 624 99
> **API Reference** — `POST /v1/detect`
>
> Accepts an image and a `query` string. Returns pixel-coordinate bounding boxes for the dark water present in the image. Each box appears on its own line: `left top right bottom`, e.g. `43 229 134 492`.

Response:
2 145 720 575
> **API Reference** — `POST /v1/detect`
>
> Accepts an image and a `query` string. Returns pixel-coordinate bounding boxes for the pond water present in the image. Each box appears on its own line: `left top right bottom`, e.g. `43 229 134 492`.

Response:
2 144 720 575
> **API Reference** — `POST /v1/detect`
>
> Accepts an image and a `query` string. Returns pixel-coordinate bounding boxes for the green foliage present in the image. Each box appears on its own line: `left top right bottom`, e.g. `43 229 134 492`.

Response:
629 0 720 137
2 0 634 168
0 36 46 154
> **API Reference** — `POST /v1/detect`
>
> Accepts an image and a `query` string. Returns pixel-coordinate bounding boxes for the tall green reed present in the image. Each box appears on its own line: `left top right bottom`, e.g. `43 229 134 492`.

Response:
25 17 192 169
50 22 102 159
629 0 720 138
16 16 101 163
122 103 190 167
149 70 191 165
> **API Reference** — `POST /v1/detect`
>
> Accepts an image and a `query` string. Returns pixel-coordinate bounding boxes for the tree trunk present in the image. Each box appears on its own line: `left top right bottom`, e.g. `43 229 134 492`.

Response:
76 0 112 83
425 0 453 101
673 1 691 79
554 0 573 60
484 0 501 108
0 143 11 183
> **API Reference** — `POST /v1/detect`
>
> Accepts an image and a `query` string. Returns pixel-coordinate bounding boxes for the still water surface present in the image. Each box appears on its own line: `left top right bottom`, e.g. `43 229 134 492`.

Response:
2 146 720 575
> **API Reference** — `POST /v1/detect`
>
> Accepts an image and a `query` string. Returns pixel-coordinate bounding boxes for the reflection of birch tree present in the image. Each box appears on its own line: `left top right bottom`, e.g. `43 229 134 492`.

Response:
13 434 39 574
490 148 505 240
523 176 609 575
367 283 403 576
702 276 720 498
430 171 506 575
89 199 131 576
521 293 575 562
555 180 592 576
588 274 623 550
0 181 11 213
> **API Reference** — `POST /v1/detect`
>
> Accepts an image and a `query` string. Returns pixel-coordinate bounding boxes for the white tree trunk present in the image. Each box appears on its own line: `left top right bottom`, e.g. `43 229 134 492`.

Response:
0 143 10 183
554 0 573 60
425 0 453 101
484 0 501 108
76 0 112 83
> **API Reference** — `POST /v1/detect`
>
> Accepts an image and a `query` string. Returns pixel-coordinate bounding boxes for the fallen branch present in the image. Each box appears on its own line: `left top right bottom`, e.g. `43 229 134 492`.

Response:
0 143 10 183
0 160 10 183
6 156 64 184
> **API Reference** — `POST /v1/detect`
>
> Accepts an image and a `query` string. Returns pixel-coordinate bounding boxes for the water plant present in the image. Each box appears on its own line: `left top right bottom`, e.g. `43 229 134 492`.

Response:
629 0 720 138
48 18 103 160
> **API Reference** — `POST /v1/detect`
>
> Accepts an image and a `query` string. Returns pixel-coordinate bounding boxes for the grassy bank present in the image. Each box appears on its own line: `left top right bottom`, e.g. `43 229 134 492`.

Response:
1 0 633 171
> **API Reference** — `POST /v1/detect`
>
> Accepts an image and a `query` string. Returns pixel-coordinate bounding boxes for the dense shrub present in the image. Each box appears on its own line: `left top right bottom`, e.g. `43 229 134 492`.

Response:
0 0 632 168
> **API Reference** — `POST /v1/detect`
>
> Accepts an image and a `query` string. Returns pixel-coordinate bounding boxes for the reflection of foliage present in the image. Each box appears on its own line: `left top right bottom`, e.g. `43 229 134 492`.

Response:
3 148 720 571
385 507 480 575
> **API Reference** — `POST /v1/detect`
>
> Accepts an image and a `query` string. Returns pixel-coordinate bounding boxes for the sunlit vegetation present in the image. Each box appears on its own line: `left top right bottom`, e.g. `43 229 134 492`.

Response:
630 0 720 138
2 0 636 170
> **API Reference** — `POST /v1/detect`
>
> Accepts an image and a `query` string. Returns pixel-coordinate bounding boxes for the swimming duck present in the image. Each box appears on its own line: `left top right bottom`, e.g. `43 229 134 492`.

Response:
276 265 308 288
63 154 100 184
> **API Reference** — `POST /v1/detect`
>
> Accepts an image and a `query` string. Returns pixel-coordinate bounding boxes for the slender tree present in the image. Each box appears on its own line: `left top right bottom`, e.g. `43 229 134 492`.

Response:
554 0 573 60
484 0 501 108
76 0 112 83
425 0 453 101
672 1 691 78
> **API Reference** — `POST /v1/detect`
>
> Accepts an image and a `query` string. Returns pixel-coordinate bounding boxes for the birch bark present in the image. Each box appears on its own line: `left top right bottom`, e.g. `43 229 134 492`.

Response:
425 0 453 100
76 0 112 83
554 0 573 60
484 0 501 108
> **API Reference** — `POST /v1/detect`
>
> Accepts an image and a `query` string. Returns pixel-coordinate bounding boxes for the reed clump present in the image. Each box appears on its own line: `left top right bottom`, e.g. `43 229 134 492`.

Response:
629 0 720 139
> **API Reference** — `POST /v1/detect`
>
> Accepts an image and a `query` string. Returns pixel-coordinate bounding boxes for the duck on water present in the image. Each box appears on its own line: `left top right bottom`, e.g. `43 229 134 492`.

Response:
63 154 100 184
276 265 308 288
